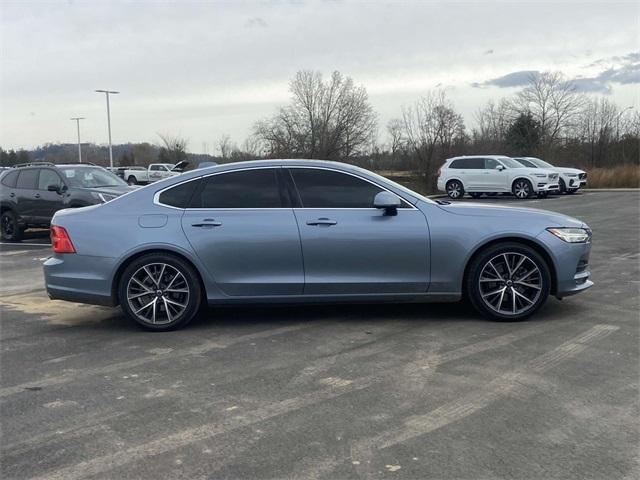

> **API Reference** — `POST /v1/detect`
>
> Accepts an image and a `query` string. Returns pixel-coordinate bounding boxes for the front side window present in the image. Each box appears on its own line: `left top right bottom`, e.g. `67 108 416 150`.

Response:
149 165 160 171
290 168 384 208
193 169 281 209
16 169 39 189
38 169 63 190
485 158 503 169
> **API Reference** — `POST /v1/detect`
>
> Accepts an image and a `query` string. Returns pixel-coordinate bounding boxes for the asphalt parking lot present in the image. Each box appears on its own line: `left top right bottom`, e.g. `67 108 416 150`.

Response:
1 191 638 479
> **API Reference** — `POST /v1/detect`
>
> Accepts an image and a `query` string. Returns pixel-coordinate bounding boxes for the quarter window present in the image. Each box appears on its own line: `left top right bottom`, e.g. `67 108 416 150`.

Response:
1 170 19 188
290 168 384 208
193 169 281 209
38 169 63 190
16 169 39 189
158 179 201 208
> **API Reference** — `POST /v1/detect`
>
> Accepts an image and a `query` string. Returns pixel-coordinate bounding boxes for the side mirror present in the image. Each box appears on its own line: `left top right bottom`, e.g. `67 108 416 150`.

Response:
496 165 505 171
373 191 401 216
47 184 61 194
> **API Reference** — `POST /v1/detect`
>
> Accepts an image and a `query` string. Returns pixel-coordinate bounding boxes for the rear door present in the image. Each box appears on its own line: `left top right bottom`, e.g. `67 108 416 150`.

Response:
462 158 486 189
14 169 40 222
287 167 429 295
180 167 304 296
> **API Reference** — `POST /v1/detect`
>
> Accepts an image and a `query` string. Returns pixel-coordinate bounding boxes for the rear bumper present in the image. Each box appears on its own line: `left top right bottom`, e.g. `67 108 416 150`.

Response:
43 254 117 306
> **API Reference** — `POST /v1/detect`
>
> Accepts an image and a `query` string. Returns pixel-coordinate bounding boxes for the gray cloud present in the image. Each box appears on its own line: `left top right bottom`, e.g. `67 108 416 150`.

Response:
245 17 268 28
484 49 494 55
472 70 539 88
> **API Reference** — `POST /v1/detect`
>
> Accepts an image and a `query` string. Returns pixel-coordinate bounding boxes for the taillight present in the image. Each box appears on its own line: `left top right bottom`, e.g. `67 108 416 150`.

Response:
51 226 76 254
437 164 445 177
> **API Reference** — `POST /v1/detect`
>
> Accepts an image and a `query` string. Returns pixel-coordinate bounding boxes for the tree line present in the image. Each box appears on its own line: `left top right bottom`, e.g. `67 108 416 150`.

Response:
3 69 638 188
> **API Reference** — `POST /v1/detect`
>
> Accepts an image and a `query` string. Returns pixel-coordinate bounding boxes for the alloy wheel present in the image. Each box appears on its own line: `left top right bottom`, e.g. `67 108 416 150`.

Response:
513 181 531 199
447 182 462 199
478 252 542 315
126 263 190 325
2 214 15 237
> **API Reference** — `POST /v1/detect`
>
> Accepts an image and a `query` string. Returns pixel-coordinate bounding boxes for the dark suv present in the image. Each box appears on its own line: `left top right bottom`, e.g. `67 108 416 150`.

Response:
0 162 135 241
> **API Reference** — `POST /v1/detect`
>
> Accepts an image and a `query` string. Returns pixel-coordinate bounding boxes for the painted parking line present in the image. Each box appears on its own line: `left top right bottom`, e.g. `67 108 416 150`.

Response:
0 242 51 247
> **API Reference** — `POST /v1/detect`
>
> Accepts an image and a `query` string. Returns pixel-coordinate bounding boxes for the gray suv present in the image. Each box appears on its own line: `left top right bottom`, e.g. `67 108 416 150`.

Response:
0 162 135 241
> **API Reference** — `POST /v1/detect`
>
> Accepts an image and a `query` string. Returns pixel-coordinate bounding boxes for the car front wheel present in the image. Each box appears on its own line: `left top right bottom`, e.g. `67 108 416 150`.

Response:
466 243 551 321
118 253 202 331
512 179 533 199
446 180 464 199
1 210 23 242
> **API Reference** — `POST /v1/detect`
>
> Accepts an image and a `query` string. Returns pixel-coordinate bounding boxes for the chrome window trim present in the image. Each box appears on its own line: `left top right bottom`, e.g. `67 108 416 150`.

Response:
153 165 417 211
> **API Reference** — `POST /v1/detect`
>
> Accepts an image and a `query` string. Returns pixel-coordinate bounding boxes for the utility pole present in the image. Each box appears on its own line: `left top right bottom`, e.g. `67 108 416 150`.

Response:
95 89 120 168
70 117 85 163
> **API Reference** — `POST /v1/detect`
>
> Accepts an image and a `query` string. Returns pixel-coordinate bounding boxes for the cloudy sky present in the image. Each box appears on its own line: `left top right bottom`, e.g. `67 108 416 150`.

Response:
1 0 638 153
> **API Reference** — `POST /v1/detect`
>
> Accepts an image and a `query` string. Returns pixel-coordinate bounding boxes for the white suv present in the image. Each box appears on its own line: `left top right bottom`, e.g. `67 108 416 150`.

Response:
437 155 560 199
513 157 587 194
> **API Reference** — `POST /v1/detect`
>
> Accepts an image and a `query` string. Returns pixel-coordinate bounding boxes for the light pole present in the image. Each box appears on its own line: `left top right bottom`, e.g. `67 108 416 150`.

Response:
95 89 119 168
70 117 85 163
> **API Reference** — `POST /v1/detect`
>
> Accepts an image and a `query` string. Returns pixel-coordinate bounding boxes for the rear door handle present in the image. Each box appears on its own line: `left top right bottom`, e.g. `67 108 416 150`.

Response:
34 194 41 198
192 219 222 227
306 218 337 226
9 193 15 197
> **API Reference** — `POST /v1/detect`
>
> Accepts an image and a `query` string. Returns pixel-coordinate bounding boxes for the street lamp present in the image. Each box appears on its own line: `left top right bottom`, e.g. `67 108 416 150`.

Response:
95 89 120 168
70 117 85 163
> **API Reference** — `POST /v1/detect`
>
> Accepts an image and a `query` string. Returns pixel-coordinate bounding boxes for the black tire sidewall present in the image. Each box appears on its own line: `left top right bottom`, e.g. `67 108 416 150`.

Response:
127 176 137 185
118 253 202 331
446 180 464 199
1 210 22 242
466 243 551 321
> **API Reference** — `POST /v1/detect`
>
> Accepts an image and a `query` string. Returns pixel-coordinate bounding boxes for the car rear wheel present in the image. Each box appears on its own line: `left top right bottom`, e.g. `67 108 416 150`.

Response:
512 179 533 199
466 243 551 321
118 253 202 331
127 176 138 186
446 180 464 199
1 210 23 242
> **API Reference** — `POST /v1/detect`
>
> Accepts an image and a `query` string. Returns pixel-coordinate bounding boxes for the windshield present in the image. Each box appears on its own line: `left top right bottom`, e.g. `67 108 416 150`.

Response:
500 157 526 169
59 167 127 188
514 158 537 168
529 158 555 169
362 169 433 204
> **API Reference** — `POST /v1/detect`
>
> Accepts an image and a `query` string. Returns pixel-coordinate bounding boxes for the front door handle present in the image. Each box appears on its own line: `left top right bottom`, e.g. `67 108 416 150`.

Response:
9 193 15 197
306 218 337 226
192 219 222 227
34 194 41 198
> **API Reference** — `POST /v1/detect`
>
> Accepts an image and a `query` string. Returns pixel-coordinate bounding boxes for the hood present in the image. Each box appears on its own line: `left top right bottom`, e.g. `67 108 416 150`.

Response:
554 167 585 175
436 202 585 227
171 161 189 172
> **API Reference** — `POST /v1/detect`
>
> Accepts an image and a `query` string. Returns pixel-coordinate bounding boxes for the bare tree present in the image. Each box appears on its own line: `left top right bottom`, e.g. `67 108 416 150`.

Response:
387 118 406 158
400 90 465 176
473 98 514 148
515 72 585 154
157 133 188 164
575 97 621 167
216 134 233 160
254 70 377 160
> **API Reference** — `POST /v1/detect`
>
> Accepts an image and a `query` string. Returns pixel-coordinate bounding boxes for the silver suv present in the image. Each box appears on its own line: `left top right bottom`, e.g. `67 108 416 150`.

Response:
437 155 560 199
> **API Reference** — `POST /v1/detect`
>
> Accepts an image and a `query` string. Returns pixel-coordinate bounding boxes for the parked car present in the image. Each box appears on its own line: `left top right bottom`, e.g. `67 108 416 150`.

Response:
0 162 135 241
44 159 592 331
513 157 587 194
437 155 560 199
124 162 188 185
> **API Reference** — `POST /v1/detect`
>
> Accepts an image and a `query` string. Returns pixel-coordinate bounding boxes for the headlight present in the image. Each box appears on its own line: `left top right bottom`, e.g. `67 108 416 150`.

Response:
547 227 591 243
92 192 118 203
533 173 547 178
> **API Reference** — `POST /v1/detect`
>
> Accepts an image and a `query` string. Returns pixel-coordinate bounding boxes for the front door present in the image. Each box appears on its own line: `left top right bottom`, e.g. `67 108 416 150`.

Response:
287 167 429 295
482 158 510 191
35 168 65 222
181 167 304 296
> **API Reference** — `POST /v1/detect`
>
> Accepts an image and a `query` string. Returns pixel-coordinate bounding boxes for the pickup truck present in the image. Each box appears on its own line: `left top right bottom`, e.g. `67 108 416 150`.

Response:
123 161 189 185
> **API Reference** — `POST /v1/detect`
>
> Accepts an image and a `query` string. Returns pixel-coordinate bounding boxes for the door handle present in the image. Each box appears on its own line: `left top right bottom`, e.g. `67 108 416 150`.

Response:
9 193 15 197
34 194 41 198
192 219 222 227
306 218 337 226
483 172 490 174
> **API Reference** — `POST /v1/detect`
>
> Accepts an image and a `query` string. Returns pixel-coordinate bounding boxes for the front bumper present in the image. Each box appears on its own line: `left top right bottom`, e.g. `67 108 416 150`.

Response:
43 254 118 306
535 182 560 193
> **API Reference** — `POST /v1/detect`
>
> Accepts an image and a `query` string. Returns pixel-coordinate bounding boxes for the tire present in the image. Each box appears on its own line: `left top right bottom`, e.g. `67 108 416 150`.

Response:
118 253 203 331
466 242 551 321
558 178 567 194
127 176 138 186
1 210 23 242
512 179 533 199
446 180 464 199
470 192 483 199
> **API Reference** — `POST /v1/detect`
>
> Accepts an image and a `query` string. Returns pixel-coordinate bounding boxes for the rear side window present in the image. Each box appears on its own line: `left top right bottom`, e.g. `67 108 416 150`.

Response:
38 169 63 190
193 169 281 209
158 179 201 208
451 158 484 169
290 168 383 208
1 170 19 188
16 169 39 189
